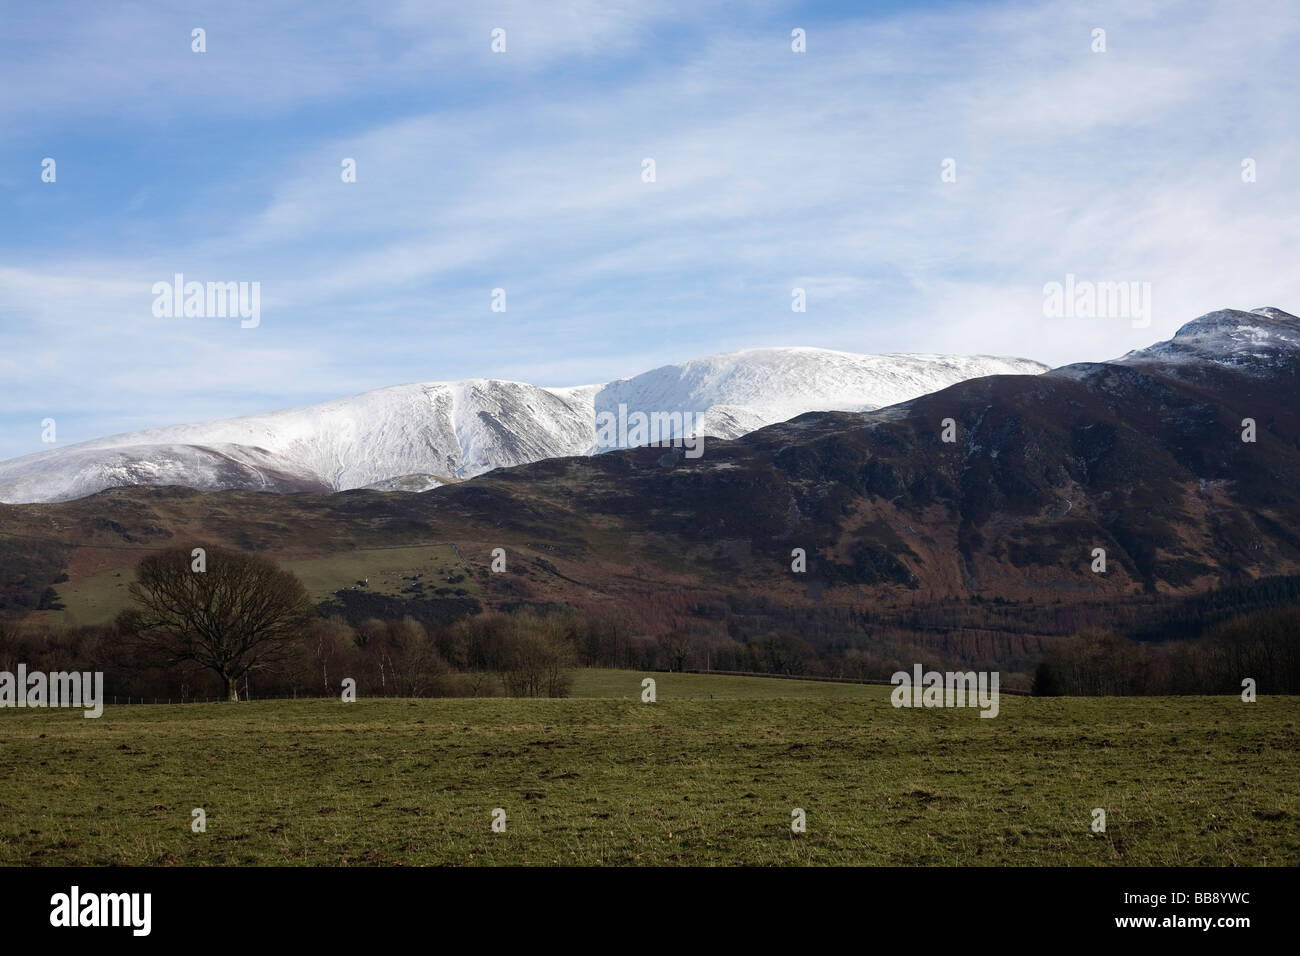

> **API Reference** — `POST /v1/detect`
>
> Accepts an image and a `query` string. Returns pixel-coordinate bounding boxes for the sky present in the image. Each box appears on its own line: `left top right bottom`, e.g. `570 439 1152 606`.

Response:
1 0 1298 460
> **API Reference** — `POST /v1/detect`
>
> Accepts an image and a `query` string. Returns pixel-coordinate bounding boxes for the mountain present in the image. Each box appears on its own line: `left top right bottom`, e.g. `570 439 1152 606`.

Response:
2 308 1297 672
411 305 1300 644
1116 306 1300 373
0 348 1045 503
592 349 1047 448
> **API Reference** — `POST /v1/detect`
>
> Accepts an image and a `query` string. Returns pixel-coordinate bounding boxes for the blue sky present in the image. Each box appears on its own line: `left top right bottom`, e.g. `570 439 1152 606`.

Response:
1 0 1297 460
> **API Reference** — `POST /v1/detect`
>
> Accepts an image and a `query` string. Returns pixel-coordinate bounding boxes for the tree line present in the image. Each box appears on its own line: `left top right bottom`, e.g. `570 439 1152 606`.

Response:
1 546 1297 699
1032 610 1300 696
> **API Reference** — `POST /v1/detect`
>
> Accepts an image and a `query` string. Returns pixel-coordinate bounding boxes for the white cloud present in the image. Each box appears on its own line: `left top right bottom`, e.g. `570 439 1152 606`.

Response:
2 0 1298 459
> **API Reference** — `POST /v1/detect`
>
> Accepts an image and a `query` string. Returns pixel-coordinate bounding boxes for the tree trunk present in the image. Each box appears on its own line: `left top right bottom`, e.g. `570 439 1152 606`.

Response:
224 674 239 702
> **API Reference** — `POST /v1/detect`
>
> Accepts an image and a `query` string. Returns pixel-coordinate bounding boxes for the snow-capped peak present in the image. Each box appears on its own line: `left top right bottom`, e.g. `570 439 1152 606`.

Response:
0 346 1047 503
1117 306 1300 370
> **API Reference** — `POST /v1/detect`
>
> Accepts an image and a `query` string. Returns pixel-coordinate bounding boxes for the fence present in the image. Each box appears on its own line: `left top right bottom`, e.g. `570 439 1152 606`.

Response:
108 694 306 705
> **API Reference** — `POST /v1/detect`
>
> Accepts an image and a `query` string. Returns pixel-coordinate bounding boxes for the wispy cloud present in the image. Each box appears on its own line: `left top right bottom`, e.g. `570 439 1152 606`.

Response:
1 0 1297 459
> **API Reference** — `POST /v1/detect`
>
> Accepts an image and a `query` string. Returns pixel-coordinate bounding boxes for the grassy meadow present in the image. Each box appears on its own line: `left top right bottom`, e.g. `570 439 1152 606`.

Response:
570 668 893 700
1 671 1296 866
45 543 476 626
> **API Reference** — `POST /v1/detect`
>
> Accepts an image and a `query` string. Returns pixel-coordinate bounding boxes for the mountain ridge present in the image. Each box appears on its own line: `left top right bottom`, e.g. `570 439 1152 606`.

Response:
0 346 1046 503
2 306 1298 662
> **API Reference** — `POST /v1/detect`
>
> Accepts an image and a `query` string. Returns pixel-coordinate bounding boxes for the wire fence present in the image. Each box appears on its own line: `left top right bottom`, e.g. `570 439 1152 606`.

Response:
107 695 306 705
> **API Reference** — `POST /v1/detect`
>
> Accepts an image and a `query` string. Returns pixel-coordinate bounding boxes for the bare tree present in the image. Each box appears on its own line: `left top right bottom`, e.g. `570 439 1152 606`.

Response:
122 546 314 701
657 630 692 672
0 617 19 673
497 612 575 697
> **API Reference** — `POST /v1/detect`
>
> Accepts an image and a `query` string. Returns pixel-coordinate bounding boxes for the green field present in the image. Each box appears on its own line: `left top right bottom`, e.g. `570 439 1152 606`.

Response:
279 544 476 603
570 669 893 700
1 672 1296 866
49 543 475 625
47 567 133 625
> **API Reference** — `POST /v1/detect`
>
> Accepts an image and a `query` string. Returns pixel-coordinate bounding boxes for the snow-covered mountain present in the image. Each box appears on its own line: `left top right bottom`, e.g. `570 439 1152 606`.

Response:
1047 307 1300 390
0 347 1047 503
1116 307 1300 372
594 349 1047 448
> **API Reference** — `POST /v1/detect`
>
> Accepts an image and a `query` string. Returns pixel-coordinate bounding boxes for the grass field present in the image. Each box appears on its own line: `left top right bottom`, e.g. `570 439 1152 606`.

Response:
48 543 475 625
1 672 1296 866
570 669 893 700
46 566 133 626
279 544 475 603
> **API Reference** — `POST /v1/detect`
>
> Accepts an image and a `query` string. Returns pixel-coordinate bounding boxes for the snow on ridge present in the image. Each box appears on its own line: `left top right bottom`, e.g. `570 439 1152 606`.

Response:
0 347 1046 503
594 349 1047 441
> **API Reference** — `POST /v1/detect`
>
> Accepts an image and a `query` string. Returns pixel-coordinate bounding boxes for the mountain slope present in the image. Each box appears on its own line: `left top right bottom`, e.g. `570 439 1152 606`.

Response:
593 349 1046 446
0 348 1044 503
2 307 1297 665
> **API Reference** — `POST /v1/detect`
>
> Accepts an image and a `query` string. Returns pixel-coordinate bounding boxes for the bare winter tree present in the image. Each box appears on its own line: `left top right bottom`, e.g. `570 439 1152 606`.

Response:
657 630 692 672
0 616 18 673
122 546 315 701
497 612 575 697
